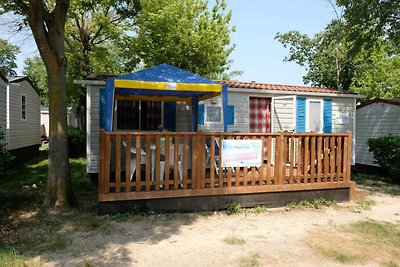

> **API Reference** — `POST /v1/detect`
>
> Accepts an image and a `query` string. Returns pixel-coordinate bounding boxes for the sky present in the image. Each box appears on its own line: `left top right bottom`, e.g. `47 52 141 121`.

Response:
227 0 338 85
4 0 338 86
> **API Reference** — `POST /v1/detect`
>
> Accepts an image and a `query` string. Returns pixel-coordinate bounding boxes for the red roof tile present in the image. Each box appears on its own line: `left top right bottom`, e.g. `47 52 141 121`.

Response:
219 80 358 95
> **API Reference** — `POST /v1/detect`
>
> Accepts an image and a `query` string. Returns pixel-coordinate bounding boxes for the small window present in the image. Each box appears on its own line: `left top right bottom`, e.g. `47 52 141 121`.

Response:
205 105 222 123
21 94 26 120
307 99 323 132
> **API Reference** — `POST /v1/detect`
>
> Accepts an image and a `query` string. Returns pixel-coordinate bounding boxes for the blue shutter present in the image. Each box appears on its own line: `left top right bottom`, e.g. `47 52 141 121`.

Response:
227 105 234 125
198 104 204 124
296 97 306 132
99 88 106 129
323 99 332 133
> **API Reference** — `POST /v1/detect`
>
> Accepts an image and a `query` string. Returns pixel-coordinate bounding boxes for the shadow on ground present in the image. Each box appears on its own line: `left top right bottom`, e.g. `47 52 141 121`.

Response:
0 150 205 266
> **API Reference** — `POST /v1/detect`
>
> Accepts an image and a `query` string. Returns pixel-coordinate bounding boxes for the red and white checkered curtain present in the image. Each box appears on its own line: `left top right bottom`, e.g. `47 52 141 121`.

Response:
249 97 271 133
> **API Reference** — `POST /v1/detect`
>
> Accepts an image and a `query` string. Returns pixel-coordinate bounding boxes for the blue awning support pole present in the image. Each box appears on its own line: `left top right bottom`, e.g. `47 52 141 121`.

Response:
191 97 198 132
105 78 115 132
222 84 228 132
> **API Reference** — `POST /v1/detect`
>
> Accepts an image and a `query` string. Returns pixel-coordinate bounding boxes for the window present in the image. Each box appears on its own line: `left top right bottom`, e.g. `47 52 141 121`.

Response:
115 100 161 130
21 94 26 120
205 105 222 123
306 99 323 132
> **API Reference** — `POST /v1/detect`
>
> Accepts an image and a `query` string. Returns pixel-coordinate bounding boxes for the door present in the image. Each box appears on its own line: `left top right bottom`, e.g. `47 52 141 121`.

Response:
249 97 271 159
249 97 271 133
271 96 296 133
271 96 296 164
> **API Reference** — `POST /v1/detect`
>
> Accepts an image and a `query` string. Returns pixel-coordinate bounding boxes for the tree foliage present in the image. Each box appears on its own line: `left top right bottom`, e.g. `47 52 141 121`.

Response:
276 20 354 90
276 1 400 99
350 43 400 99
23 56 48 105
64 0 140 130
0 38 20 76
337 0 400 52
133 0 236 79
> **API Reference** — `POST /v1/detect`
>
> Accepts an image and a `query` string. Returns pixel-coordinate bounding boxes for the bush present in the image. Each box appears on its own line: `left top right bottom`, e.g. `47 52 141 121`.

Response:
68 126 85 157
368 135 400 181
0 129 13 174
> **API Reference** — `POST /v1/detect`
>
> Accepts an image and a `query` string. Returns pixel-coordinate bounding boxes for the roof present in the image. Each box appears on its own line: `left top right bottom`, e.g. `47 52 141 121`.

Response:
104 64 228 131
110 64 223 102
86 73 117 80
6 76 26 83
117 64 220 84
220 80 358 95
357 98 400 109
0 73 6 82
5 75 40 96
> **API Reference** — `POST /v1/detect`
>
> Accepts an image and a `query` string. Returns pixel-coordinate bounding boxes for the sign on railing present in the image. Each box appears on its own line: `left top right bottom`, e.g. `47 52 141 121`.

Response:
222 139 262 168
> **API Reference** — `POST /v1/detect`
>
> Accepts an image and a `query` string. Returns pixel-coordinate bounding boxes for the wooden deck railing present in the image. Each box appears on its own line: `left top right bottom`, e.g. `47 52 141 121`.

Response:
98 130 353 201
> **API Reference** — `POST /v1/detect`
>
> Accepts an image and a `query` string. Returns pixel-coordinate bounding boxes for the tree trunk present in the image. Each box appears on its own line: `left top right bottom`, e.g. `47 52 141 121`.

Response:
44 61 76 209
26 0 75 209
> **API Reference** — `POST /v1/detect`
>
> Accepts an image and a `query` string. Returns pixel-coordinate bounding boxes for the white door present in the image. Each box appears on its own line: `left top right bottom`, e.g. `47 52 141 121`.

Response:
271 96 296 133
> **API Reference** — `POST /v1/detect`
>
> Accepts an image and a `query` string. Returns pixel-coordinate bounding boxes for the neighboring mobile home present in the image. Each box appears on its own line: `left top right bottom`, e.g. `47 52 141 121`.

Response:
0 75 6 145
41 106 79 139
0 74 41 163
77 75 359 176
355 98 400 167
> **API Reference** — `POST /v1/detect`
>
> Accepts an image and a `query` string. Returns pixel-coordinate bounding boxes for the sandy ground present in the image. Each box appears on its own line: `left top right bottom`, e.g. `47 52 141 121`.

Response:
44 187 400 267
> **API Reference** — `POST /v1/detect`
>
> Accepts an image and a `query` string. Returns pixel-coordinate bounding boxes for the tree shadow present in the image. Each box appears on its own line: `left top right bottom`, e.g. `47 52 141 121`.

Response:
0 153 207 266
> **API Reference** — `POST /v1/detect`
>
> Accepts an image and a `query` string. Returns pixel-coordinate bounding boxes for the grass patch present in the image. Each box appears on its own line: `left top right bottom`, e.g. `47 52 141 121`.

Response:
223 236 245 246
238 253 261 267
224 203 269 215
225 202 242 215
356 198 376 210
43 235 69 252
307 220 400 265
287 198 336 210
247 205 267 214
350 220 400 247
0 242 45 267
352 172 400 195
0 151 100 256
385 261 400 267
318 247 358 263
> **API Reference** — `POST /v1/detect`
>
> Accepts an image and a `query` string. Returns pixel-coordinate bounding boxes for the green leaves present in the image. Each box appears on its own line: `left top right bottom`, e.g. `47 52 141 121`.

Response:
0 39 20 76
276 2 400 99
337 0 400 51
132 0 236 79
276 20 354 90
23 56 48 106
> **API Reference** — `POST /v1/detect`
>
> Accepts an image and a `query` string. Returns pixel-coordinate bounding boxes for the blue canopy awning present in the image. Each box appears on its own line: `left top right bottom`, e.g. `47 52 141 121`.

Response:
104 64 229 132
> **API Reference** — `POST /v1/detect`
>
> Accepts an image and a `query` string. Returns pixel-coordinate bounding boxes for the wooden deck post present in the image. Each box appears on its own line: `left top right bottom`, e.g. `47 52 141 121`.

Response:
274 132 286 185
99 129 105 194
346 132 352 182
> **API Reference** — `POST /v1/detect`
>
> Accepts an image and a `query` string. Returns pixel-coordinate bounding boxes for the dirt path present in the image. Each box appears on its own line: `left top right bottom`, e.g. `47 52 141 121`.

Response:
44 188 400 267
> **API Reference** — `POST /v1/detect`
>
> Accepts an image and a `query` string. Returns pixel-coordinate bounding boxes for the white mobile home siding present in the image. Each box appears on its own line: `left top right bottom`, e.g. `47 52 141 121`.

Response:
6 80 40 150
87 84 102 173
356 102 400 166
0 78 6 145
199 92 355 164
85 84 357 173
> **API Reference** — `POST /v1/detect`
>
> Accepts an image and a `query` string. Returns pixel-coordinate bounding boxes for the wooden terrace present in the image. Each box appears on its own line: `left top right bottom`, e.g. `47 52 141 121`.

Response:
98 130 356 212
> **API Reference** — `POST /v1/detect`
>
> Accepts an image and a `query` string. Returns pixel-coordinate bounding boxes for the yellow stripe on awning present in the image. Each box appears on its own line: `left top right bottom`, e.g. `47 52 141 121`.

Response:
115 95 193 102
114 80 222 93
